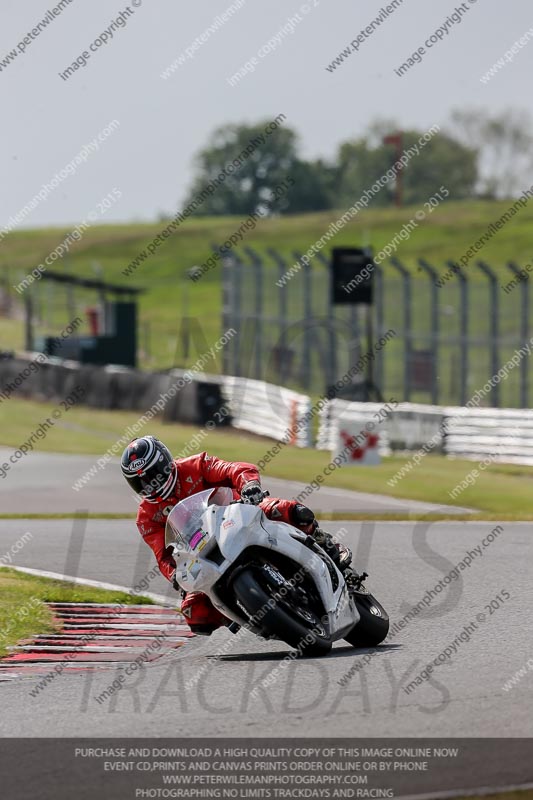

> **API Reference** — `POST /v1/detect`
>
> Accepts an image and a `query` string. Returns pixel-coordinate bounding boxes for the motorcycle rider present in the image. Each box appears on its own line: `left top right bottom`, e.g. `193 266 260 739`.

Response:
121 435 352 634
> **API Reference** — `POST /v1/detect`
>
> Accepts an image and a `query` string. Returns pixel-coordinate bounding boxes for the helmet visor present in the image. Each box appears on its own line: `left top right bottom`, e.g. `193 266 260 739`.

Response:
126 459 173 499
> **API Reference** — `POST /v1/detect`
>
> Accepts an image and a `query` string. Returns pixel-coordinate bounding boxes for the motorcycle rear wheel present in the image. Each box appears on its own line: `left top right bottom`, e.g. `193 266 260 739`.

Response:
233 566 332 657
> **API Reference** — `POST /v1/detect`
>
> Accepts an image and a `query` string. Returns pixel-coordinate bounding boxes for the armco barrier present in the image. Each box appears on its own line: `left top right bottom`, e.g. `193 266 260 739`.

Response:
161 370 227 426
0 355 312 447
0 356 175 414
0 354 73 403
104 365 166 411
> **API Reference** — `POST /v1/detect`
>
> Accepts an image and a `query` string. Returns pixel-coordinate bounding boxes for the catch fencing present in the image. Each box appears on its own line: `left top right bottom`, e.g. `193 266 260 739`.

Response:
219 246 533 408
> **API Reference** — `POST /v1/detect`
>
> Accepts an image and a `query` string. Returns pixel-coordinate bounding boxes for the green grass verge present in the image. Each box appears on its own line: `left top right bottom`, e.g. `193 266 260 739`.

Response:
1 398 533 517
0 567 153 659
3 199 533 375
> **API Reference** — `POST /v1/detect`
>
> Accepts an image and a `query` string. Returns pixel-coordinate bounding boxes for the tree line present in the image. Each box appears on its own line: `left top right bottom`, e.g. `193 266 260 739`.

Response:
179 108 533 217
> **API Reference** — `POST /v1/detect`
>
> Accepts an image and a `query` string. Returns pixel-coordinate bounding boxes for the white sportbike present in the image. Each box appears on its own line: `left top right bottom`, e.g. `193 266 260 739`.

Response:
165 487 389 656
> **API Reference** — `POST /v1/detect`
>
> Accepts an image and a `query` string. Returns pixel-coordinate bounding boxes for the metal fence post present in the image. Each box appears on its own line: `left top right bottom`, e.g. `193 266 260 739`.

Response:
233 251 243 377
24 291 34 351
292 251 312 389
315 251 336 389
374 263 384 393
390 258 412 401
418 259 440 405
267 248 289 385
219 246 233 375
244 247 263 381
478 261 500 407
508 261 529 408
349 305 360 377
446 260 469 406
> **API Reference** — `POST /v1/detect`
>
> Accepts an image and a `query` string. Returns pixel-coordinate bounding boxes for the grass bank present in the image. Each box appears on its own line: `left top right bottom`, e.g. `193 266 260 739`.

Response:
2 199 533 373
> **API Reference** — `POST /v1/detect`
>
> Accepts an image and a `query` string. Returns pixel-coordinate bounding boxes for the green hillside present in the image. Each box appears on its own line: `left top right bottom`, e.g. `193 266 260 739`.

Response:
2 199 532 373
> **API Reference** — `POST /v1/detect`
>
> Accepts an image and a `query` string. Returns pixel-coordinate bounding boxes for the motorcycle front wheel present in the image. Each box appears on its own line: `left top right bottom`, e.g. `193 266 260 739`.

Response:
232 565 332 657
344 589 389 648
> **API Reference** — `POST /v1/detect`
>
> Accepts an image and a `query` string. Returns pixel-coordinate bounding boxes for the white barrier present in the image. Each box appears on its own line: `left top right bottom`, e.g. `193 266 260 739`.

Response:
221 376 312 448
317 398 533 466
444 406 533 465
317 400 444 455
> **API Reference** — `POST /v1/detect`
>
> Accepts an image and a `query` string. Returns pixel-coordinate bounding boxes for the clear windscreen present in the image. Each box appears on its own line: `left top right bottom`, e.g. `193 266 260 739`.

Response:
164 486 234 549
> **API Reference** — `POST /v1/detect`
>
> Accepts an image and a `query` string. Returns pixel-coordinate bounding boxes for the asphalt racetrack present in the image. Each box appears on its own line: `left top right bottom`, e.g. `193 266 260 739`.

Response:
0 447 474 515
1 512 531 740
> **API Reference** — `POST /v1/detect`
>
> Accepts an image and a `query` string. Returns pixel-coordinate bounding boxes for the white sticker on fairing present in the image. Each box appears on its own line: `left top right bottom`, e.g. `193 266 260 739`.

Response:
188 560 202 579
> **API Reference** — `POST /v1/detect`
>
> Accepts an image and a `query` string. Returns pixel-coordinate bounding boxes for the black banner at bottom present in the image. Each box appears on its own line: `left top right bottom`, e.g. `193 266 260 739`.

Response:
1 738 532 800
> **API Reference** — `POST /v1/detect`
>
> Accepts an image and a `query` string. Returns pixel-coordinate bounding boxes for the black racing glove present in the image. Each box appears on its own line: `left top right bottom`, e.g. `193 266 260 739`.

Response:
240 479 263 505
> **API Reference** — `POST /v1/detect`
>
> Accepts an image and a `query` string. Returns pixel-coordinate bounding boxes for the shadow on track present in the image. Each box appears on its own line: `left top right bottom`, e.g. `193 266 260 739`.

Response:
211 643 402 662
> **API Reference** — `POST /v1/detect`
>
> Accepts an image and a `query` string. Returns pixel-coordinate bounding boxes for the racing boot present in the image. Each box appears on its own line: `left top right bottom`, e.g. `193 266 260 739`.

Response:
180 591 227 635
291 504 352 573
313 526 353 572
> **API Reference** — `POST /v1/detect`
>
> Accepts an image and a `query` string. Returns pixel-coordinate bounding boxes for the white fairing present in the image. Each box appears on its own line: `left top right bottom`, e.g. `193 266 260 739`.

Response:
165 488 359 640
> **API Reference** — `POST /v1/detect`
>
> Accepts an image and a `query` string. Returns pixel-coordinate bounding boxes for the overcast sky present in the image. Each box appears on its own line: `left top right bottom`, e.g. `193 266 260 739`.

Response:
1 0 532 230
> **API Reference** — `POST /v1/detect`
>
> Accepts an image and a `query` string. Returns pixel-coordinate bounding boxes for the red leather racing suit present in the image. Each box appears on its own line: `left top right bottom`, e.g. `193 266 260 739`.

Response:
136 452 312 632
